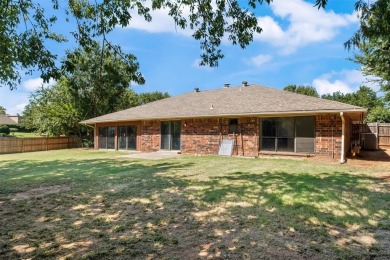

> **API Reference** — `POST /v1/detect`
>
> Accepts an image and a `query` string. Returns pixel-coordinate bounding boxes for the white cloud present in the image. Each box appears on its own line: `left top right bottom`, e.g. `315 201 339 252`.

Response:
255 0 357 54
22 78 56 92
313 78 353 96
312 69 380 96
247 54 272 67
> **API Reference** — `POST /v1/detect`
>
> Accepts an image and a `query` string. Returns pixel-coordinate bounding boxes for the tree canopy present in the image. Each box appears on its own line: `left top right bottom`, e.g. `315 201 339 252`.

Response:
22 44 169 136
283 85 319 97
321 86 390 123
345 0 390 100
1 0 329 90
0 106 6 115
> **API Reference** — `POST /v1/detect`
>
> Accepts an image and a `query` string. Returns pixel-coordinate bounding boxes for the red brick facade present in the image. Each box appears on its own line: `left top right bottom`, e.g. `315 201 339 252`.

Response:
95 114 354 159
181 117 259 157
140 120 160 152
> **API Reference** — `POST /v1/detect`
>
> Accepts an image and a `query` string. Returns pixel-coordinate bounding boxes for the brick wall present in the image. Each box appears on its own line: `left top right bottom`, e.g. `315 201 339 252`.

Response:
315 114 342 158
181 117 259 156
140 120 160 151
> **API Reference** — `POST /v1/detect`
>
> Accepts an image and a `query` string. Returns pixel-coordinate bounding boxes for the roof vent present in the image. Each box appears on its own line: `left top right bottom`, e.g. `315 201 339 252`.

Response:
224 83 230 88
242 81 248 87
194 87 200 93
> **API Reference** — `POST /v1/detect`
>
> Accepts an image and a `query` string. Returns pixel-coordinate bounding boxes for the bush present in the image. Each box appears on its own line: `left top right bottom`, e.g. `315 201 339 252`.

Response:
82 138 93 148
0 125 10 135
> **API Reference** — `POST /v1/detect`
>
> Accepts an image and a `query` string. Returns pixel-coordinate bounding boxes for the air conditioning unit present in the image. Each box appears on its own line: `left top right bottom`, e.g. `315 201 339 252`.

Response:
362 133 378 150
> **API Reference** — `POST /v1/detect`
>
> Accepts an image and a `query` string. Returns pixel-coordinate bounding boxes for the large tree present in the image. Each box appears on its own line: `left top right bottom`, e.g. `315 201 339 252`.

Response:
23 43 168 136
1 0 329 90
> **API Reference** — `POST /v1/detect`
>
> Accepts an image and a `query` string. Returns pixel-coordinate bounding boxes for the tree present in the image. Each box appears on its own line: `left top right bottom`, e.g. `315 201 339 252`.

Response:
365 105 390 123
23 43 169 136
345 0 390 100
321 85 390 122
62 42 144 118
321 86 382 112
0 106 6 115
22 82 81 136
283 85 319 97
1 0 329 90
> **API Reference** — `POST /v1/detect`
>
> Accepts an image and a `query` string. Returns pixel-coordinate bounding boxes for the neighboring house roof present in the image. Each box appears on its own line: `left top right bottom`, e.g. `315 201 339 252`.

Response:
0 115 18 125
81 84 367 124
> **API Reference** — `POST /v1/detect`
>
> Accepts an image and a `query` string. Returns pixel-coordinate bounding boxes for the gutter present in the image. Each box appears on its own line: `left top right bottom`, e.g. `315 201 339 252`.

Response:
79 109 367 125
340 112 346 164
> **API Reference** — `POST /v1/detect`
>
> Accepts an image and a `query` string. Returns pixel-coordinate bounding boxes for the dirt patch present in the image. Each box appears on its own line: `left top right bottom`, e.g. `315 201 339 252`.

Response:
347 149 390 167
11 185 70 201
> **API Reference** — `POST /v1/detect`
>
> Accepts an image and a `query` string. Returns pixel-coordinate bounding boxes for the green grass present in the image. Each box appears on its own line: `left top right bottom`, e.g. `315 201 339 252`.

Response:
0 149 389 259
5 131 41 138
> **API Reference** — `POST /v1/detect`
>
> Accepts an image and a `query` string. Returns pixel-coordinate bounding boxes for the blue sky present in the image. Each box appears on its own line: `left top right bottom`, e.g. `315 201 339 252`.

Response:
0 0 379 115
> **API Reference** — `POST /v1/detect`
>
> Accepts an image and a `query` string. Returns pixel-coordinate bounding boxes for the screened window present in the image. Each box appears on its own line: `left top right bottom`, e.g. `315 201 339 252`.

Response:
229 118 238 134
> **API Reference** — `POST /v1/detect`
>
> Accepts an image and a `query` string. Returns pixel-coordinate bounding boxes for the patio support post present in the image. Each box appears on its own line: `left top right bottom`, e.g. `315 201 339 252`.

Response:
340 112 346 164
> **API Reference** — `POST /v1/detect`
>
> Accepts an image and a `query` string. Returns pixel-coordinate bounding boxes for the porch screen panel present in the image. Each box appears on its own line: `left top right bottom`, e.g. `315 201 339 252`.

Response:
295 117 315 153
260 116 315 153
128 126 137 150
277 117 294 152
107 126 115 149
98 127 108 149
171 121 181 150
261 119 276 151
118 126 127 150
161 122 171 150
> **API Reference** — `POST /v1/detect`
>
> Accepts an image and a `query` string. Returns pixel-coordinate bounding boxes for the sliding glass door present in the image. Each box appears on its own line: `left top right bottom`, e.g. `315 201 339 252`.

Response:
161 121 181 150
118 126 137 150
98 126 115 149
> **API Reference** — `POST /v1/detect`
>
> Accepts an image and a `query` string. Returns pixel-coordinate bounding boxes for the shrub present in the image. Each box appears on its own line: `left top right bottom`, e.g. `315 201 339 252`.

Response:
0 125 10 135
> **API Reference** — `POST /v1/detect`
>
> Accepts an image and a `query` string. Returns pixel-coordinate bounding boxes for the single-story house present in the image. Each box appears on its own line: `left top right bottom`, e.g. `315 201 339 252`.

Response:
0 115 19 125
80 83 367 162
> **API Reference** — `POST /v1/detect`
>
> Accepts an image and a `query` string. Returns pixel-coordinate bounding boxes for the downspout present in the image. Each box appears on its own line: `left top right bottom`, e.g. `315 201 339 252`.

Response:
340 112 346 164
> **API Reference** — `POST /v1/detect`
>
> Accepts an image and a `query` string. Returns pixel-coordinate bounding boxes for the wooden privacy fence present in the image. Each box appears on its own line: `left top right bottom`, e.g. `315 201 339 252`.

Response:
362 123 390 147
0 136 81 154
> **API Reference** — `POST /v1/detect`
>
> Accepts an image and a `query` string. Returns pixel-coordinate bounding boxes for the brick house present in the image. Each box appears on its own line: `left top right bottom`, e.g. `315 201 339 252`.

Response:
80 83 367 162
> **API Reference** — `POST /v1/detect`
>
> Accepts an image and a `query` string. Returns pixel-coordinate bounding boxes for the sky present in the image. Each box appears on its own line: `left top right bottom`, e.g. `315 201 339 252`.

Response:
0 0 379 115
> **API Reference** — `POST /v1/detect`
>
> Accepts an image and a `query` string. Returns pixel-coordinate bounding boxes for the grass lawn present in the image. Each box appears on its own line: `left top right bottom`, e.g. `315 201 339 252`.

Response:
0 149 389 259
6 132 41 138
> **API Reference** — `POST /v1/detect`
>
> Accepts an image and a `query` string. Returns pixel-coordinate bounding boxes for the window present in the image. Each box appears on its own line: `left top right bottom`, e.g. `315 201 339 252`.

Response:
260 116 315 153
229 118 238 134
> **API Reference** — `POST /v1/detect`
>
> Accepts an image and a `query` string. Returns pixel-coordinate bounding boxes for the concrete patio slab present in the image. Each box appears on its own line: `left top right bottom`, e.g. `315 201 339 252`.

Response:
117 151 181 160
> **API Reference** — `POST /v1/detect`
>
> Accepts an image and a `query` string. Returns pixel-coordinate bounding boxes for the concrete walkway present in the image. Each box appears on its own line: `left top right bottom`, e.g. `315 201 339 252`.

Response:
117 150 181 160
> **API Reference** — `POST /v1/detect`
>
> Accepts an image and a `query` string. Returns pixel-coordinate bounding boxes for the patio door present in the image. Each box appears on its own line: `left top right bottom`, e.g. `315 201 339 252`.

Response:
161 121 181 150
118 126 137 150
98 126 115 149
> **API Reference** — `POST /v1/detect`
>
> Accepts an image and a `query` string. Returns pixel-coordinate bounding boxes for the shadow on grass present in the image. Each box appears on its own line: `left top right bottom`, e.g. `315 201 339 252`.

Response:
0 157 389 259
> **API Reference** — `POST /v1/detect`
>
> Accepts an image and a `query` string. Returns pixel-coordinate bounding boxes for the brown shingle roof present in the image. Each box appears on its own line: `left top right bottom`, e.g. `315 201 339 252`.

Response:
0 115 18 125
80 84 367 124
